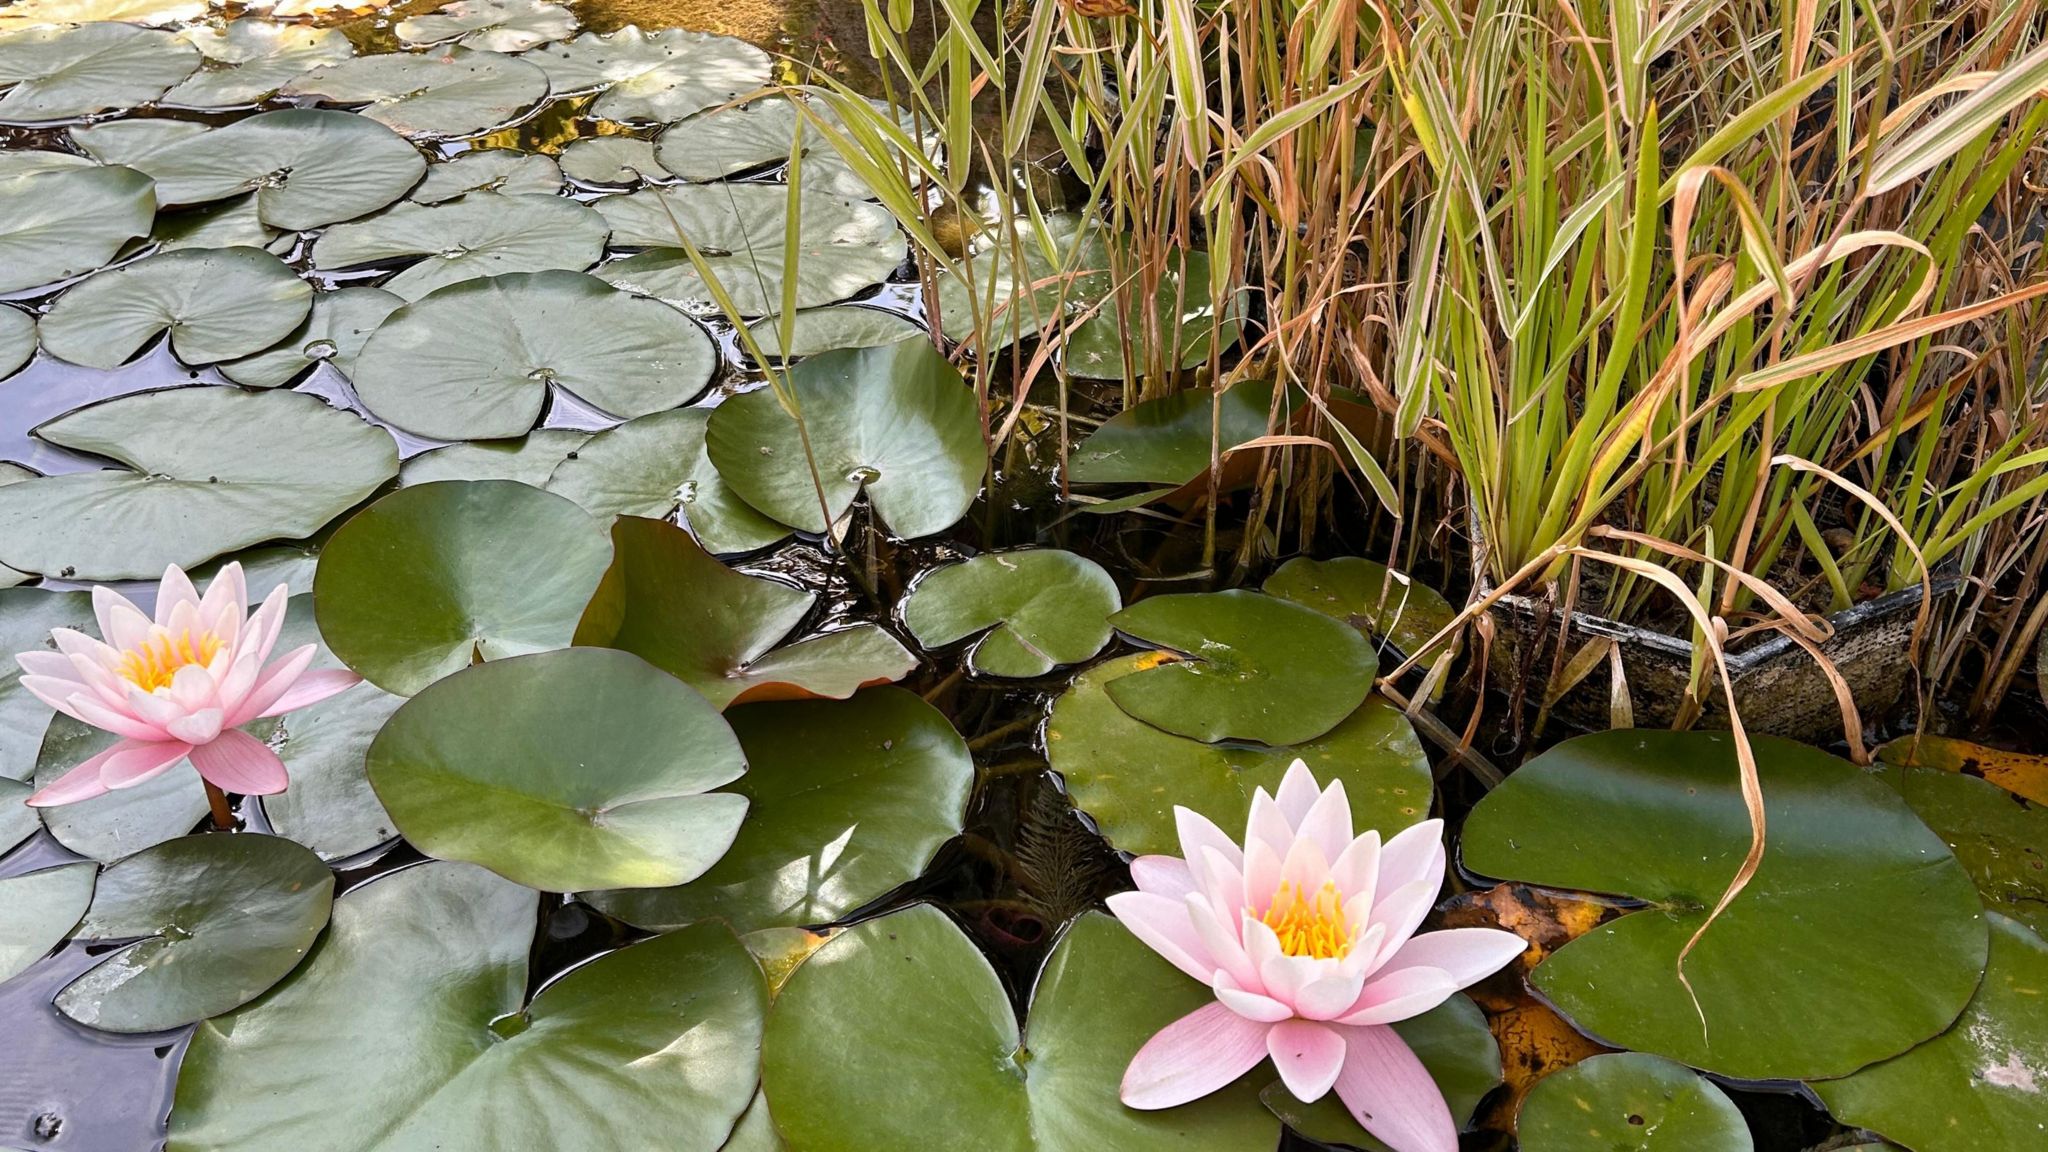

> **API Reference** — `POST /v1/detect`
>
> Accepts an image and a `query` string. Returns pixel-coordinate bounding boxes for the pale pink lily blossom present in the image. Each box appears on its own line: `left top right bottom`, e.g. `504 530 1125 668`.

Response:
16 563 360 807
1107 760 1526 1152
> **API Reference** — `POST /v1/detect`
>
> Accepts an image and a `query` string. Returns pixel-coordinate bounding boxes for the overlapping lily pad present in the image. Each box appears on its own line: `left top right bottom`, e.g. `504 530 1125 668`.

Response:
350 270 718 440
574 516 914 708
40 246 312 369
560 136 667 186
171 861 766 1152
1869 762 2048 936
902 550 1119 677
367 646 748 891
221 286 403 388
0 164 155 293
650 94 886 198
1516 1053 1751 1152
933 219 1105 350
1264 556 1459 663
0 387 399 580
1461 729 1990 1080
400 428 590 487
397 0 577 52
1258 995 1501 1152
311 192 609 300
69 116 207 164
0 147 92 174
764 906 1279 1152
0 22 198 123
543 407 789 554
2 588 94 781
0 306 32 380
55 833 333 1033
35 714 209 861
153 193 283 253
316 479 613 695
0 0 203 28
705 341 983 539
255 682 403 861
1046 653 1431 856
744 306 923 360
283 47 550 139
1063 249 1243 380
412 147 560 203
1068 381 1278 486
1105 590 1377 746
163 21 354 109
0 863 94 986
525 26 771 124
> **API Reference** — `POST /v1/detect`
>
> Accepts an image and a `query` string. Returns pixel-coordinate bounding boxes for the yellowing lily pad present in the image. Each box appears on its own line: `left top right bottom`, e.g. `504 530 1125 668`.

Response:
1516 1053 1751 1152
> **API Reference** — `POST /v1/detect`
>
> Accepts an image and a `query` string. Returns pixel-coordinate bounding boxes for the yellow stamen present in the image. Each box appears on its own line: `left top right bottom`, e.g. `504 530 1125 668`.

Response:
1259 880 1356 960
116 629 223 693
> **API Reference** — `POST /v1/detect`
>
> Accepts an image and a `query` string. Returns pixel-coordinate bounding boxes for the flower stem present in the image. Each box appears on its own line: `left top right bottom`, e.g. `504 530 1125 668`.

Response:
203 780 236 831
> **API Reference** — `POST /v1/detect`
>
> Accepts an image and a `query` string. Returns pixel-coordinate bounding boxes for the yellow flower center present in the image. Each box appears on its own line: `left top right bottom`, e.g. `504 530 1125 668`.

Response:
1260 879 1356 960
117 629 223 694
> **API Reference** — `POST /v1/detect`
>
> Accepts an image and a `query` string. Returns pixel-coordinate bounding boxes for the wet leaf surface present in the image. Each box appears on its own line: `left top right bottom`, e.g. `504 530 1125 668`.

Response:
1868 762 2048 939
396 0 577 53
743 306 923 360
412 147 562 203
163 21 353 109
399 429 592 487
1263 555 1459 664
1516 1053 1752 1151
525 26 771 124
221 286 404 389
0 22 198 122
902 549 1120 677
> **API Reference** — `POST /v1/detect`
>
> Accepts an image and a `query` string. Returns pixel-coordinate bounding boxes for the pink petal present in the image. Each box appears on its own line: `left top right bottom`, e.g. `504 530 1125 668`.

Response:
102 741 194 789
1333 1024 1459 1152
1242 838 1283 917
1294 777 1354 863
1374 928 1527 989
1365 876 1441 958
1274 759 1321 825
25 742 124 806
1186 894 1262 994
239 585 292 669
1293 972 1368 1021
1130 855 1197 901
1268 1018 1347 1102
1107 891 1217 984
1278 831 1332 898
154 564 202 627
1245 787 1294 857
1212 972 1293 1022
197 562 248 638
1337 966 1458 1026
93 586 151 652
1196 845 1248 936
65 692 170 742
187 729 289 795
1329 832 1382 913
224 645 315 727
256 668 359 718
164 707 224 746
166 662 220 714
1175 806 1244 887
19 674 95 724
1377 819 1447 896
1120 1002 1272 1110
14 649 85 684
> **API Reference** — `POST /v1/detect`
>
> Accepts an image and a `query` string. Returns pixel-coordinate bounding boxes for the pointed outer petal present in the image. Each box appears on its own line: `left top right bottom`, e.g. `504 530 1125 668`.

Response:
155 564 203 627
1294 777 1354 863
1176 806 1244 888
1376 818 1447 896
165 707 225 746
1186 893 1263 994
17 649 87 684
1106 891 1217 984
215 651 263 718
166 662 221 714
197 562 248 638
25 742 125 806
1268 1018 1347 1103
66 692 171 742
50 627 118 668
1278 831 1333 898
1364 876 1440 962
1212 971 1294 1022
1130 855 1198 900
1245 787 1295 857
236 584 291 669
1243 837 1284 917
94 586 152 652
225 645 315 727
256 668 361 718
18 675 94 724
1329 831 1381 910
1120 1002 1274 1111
1274 758 1321 826
1336 966 1458 1026
1372 928 1529 990
1198 845 1248 929
101 740 195 789
188 728 289 796
1333 1024 1459 1152
67 652 136 711
1293 971 1368 1021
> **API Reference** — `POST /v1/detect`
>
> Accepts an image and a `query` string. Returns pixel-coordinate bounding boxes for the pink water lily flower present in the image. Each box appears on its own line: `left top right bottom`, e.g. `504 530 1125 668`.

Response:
1108 760 1525 1152
16 563 359 806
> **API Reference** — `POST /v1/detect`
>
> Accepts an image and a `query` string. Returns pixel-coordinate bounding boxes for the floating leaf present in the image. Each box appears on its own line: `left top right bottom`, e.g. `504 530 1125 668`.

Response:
397 0 577 52
1869 762 2048 937
0 0 204 29
0 164 155 293
316 479 613 695
56 833 332 1033
256 684 403 861
544 407 789 554
0 304 32 380
220 286 403 389
1258 995 1501 1152
933 219 1104 350
743 306 923 360
588 687 972 933
311 192 609 300
367 646 748 891
69 116 207 164
1063 249 1244 380
0 387 398 581
1516 1053 1752 1152
723 1091 785 1152
351 270 718 440
1046 653 1430 856
574 516 914 708
412 147 561 203
1462 729 1989 1079
0 147 93 175
1876 733 2048 807
652 95 882 198
35 714 208 861
153 193 281 253
559 136 667 186
171 861 766 1152
163 21 354 109
902 549 1119 677
1264 556 1459 663
706 341 983 539
283 47 550 139
1 588 94 780
526 26 771 124
0 777 35 853
0 22 198 123
40 246 312 369
1068 381 1276 486
400 429 591 487
0 863 94 986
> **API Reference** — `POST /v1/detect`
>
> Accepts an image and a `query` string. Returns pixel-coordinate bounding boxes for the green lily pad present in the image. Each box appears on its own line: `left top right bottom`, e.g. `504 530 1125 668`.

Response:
41 247 312 369
902 549 1120 677
0 778 35 854
171 861 767 1152
595 184 905 316
311 192 608 301
1461 729 1990 1080
1257 994 1501 1152
35 714 209 862
526 26 771 124
397 0 578 52
315 479 613 696
1264 556 1459 663
705 341 983 539
1517 1053 1752 1152
649 94 885 198
1068 381 1277 486
744 306 923 360
1 588 94 780
0 467 26 591
723 1091 785 1152
544 407 789 554
283 47 550 139
255 684 403 861
1046 653 1430 856
0 22 198 123
1105 589 1378 746
0 0 203 28
1063 249 1243 380
0 164 155 293
412 147 561 203
0 148 93 175
559 136 667 186
0 863 95 985
367 646 748 891
350 270 718 440
400 428 591 487
55 833 333 1033
587 686 972 933
69 116 208 165
0 387 398 581
764 906 1280 1152
163 21 354 109
220 286 404 389
574 516 915 708
0 305 32 380
1870 762 2048 936
933 219 1105 350
1812 913 2048 1151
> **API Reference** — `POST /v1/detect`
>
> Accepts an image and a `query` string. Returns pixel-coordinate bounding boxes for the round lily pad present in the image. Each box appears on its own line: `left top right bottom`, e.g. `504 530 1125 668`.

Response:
1517 1053 1752 1152
1258 994 1501 1152
0 386 399 581
0 164 155 293
743 306 923 360
256 683 403 862
764 905 1279 1152
0 147 93 175
41 247 312 369
55 833 333 1033
933 220 1105 350
544 407 789 554
0 305 32 380
35 713 209 862
1063 249 1243 380
0 863 94 986
283 47 550 139
574 516 914 708
350 270 718 440
0 22 198 123
412 147 561 203
311 192 609 301
1868 762 2048 936
68 115 207 164
1264 556 1459 663
595 183 906 316
397 0 577 52
221 286 404 389
1046 653 1431 856
559 136 667 187
650 94 884 197
1068 381 1278 486
1461 729 1990 1080
1105 589 1378 746
1 588 94 780
0 0 203 28
171 861 767 1152
163 21 354 109
902 549 1120 677
706 341 984 539
400 429 591 487
526 26 771 124
588 686 972 933
367 646 749 891
315 479 613 695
